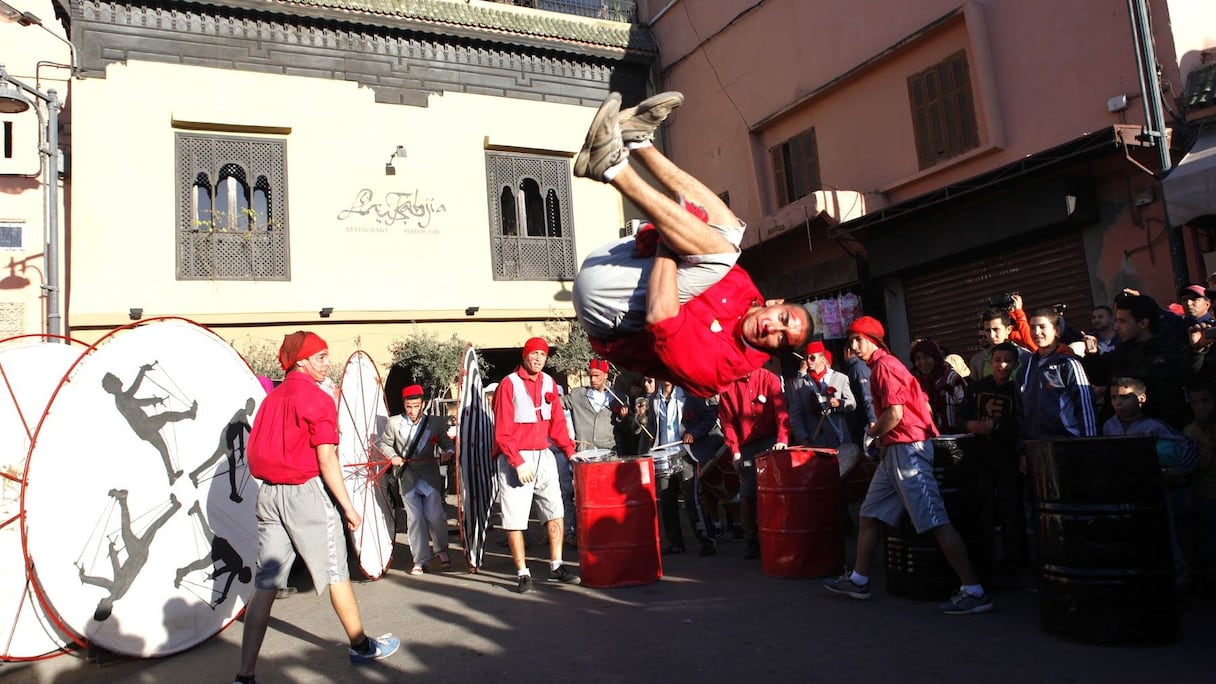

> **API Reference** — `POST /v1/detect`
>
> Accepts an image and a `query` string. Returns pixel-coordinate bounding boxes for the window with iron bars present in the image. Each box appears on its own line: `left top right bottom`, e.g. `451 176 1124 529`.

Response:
175 133 289 280
486 151 576 281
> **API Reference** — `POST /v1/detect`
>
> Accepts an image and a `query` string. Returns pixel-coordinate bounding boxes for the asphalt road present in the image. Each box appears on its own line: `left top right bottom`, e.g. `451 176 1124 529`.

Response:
3 519 1212 683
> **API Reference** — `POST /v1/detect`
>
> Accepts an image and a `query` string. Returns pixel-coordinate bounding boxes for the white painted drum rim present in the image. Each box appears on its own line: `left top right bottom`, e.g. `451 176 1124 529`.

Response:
1 335 87 661
336 350 394 580
22 318 262 658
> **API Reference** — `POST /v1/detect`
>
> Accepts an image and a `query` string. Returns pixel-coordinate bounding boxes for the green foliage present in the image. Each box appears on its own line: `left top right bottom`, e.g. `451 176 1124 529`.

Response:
386 329 487 399
543 316 593 378
230 336 340 384
194 208 282 235
230 337 284 381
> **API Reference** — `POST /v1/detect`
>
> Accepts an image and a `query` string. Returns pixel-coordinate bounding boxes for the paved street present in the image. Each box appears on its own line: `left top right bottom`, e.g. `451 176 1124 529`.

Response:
3 517 1212 684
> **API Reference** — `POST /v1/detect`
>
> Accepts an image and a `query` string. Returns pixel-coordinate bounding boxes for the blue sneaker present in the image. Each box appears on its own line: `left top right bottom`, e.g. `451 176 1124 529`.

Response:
350 633 400 663
938 589 994 615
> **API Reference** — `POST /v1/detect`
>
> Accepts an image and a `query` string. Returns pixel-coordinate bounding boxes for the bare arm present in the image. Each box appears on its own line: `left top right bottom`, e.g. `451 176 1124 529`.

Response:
317 443 361 530
645 252 680 325
867 404 904 440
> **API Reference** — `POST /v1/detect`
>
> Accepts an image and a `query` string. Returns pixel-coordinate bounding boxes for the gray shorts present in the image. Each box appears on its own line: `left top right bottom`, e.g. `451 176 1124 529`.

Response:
572 220 745 339
497 449 564 530
858 441 951 534
253 478 350 593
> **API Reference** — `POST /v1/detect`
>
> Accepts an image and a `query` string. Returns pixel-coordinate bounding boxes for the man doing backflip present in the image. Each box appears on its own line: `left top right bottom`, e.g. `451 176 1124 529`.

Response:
571 92 811 398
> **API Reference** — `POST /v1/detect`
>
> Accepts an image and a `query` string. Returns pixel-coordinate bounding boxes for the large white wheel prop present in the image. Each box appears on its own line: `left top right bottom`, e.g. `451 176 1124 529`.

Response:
456 345 496 572
23 319 263 657
0 337 85 661
337 351 394 579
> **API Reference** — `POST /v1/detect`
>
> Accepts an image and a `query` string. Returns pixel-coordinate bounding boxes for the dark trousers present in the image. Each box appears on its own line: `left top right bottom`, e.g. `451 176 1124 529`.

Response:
976 462 1026 565
658 466 704 547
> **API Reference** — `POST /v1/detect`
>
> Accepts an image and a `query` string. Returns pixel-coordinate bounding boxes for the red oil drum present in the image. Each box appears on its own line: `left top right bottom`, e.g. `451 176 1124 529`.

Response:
574 457 662 588
756 448 844 578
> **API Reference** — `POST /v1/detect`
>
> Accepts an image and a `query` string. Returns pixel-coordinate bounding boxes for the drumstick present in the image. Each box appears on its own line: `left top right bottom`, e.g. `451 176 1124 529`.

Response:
649 440 684 451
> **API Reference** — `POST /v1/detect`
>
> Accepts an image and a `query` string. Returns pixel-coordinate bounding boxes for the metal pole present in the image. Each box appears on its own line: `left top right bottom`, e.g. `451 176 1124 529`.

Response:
44 88 60 336
1127 0 1186 288
0 64 62 337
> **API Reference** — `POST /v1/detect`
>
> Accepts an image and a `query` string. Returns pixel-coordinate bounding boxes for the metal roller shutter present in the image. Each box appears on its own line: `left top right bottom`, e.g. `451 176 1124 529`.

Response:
903 231 1094 359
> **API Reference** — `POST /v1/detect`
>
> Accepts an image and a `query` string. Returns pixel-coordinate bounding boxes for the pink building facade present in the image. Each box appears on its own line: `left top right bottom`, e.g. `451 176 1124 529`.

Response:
638 0 1215 357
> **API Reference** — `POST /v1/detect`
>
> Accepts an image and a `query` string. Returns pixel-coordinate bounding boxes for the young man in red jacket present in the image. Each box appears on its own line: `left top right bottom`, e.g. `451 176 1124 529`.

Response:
234 332 398 684
824 317 992 615
718 368 790 559
493 337 581 593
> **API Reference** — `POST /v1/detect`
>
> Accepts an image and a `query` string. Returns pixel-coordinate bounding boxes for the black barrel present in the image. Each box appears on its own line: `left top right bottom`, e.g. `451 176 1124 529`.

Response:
1028 436 1178 645
885 435 993 600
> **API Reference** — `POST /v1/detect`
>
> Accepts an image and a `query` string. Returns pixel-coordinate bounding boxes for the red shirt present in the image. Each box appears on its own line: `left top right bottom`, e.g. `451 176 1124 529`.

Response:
492 367 577 467
248 370 340 484
868 348 938 445
717 368 791 454
590 265 771 398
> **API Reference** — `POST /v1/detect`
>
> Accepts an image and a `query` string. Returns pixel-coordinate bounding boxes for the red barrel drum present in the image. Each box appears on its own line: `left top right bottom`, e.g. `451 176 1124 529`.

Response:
756 448 844 578
574 458 662 588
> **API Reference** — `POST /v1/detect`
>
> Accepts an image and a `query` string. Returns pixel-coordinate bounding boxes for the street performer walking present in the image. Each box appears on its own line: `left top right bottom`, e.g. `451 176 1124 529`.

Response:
234 332 399 684
823 317 993 614
493 337 582 593
572 91 811 397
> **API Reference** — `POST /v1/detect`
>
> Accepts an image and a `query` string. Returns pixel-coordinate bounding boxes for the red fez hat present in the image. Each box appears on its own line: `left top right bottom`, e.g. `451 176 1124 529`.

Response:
278 331 328 370
589 359 609 373
805 340 826 355
847 316 888 350
522 337 549 358
401 384 424 400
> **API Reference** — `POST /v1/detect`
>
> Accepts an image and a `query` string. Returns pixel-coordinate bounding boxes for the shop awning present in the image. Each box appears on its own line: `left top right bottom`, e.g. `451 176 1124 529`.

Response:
1163 127 1216 226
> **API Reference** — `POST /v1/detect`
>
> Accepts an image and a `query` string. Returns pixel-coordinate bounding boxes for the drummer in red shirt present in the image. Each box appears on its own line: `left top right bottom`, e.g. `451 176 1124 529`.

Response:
234 332 399 684
571 91 811 398
823 317 993 615
718 367 790 560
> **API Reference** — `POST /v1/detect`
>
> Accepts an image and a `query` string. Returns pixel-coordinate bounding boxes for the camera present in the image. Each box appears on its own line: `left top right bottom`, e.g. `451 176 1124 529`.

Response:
987 292 1018 310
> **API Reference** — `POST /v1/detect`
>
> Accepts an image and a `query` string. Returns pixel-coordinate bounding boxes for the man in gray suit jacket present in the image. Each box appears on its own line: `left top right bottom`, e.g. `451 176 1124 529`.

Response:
377 384 454 575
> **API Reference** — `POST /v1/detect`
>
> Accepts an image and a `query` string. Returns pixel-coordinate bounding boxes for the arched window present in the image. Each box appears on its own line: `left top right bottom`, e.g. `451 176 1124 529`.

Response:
253 176 271 230
500 185 517 236
545 188 562 237
192 172 212 228
485 151 575 281
520 177 544 237
216 163 250 231
176 132 289 280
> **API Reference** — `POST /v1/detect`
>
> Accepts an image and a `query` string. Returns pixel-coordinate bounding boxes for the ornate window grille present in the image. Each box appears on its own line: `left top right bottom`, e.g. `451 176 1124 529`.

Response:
486 151 576 281
175 133 289 280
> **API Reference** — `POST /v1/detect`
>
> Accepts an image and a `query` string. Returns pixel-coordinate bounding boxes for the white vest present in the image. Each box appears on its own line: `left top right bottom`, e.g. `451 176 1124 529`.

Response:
505 372 554 423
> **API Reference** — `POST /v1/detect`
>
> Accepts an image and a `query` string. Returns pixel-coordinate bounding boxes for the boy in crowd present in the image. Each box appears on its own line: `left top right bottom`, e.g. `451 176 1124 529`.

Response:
961 342 1025 571
1102 376 1198 589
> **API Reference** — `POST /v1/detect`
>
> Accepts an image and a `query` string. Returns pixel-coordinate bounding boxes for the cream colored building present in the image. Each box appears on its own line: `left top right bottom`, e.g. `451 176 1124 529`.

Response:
2 0 654 377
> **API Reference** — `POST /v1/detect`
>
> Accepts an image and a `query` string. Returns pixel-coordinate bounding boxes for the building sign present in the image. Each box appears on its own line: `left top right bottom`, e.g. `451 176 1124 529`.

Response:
337 187 447 235
0 222 23 250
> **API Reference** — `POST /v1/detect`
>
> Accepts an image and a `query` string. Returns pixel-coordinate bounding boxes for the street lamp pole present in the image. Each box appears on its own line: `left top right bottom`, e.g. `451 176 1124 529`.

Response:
0 64 61 336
